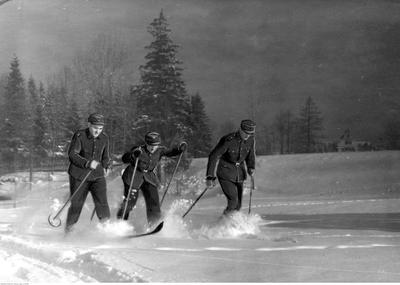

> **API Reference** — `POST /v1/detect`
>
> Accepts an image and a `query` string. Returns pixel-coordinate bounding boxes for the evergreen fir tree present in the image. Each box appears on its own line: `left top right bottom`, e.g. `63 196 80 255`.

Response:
65 98 82 138
36 81 49 156
272 109 295 154
135 10 192 146
27 77 39 153
189 93 212 158
0 74 7 115
43 84 69 157
0 56 27 169
27 77 48 157
273 110 287 154
295 96 323 153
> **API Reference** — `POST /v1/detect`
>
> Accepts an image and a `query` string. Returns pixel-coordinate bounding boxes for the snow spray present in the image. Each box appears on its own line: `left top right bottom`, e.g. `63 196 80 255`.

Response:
51 198 62 212
96 220 134 237
197 211 262 239
160 199 192 238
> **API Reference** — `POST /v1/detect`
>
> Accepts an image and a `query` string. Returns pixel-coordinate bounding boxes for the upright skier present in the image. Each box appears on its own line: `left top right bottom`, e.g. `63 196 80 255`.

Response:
117 131 187 227
206 119 256 216
65 113 111 233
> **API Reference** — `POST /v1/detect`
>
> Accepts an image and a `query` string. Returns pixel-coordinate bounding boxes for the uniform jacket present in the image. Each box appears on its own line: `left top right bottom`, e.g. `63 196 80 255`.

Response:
206 131 255 182
122 144 182 187
67 128 111 181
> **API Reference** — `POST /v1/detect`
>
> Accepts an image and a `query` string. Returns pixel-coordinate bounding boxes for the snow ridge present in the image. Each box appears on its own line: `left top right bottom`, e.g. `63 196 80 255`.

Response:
0 234 143 282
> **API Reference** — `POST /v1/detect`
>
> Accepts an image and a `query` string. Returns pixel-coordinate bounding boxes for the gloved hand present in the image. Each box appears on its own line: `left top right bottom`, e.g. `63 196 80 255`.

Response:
89 160 100 170
130 189 138 199
124 188 138 201
131 148 142 159
179 141 187 152
206 176 216 188
248 168 255 176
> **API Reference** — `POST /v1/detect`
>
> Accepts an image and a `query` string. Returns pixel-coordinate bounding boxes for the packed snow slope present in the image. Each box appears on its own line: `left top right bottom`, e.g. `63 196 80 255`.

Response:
0 150 400 282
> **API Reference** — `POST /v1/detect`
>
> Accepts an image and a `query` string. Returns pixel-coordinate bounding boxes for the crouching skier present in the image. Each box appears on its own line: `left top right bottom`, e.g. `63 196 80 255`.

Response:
117 131 187 227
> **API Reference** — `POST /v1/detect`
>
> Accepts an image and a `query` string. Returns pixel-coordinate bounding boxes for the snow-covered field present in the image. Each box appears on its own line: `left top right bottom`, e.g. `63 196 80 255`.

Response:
0 151 400 282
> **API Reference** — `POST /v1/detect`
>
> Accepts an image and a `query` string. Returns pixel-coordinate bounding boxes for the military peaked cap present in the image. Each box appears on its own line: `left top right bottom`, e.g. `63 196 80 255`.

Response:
145 131 161 146
88 113 105 125
240 119 256 134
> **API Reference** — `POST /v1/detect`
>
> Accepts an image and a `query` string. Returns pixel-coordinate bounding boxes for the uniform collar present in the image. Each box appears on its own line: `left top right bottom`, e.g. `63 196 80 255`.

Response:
235 131 243 141
235 131 251 143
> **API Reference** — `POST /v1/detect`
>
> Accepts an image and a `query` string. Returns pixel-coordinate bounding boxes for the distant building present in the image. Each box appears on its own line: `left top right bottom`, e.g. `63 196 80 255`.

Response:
337 140 373 152
336 129 373 152
315 139 338 153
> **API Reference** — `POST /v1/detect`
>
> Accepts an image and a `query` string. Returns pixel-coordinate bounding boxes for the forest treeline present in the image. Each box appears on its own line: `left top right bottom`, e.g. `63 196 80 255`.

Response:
1 11 396 175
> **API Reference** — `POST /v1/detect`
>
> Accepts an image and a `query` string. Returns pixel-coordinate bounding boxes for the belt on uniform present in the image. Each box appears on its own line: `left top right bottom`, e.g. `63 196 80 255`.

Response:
221 158 241 167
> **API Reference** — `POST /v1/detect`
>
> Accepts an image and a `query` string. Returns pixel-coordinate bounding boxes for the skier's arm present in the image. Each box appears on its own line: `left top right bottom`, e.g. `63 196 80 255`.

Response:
160 142 187 157
206 137 228 178
122 146 141 164
101 136 111 170
68 133 90 168
245 138 256 175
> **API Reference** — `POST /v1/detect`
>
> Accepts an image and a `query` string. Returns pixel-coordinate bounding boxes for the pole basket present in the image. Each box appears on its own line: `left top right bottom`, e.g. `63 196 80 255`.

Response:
48 214 62 227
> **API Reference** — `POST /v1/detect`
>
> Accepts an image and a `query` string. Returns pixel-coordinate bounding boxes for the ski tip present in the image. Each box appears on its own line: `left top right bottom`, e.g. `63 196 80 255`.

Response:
144 221 164 235
155 221 164 230
124 221 164 239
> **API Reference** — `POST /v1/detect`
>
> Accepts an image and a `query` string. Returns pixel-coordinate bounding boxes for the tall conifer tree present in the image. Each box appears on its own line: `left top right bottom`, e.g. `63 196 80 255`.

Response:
190 93 212 157
0 56 27 168
35 81 49 156
295 96 323 153
28 77 39 153
135 10 192 145
65 98 82 138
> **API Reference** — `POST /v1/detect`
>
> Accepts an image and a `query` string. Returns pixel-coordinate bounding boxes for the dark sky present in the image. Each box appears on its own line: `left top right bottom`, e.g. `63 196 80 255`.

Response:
1 0 400 141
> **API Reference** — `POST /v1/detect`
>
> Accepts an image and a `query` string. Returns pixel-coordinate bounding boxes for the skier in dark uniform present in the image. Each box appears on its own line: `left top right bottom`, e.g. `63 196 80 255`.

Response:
117 131 187 227
206 119 256 215
65 113 111 233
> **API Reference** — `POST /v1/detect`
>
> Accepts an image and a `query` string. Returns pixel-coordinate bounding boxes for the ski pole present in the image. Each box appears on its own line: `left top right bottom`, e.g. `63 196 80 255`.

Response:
160 151 183 206
248 174 255 214
182 186 209 218
48 170 93 227
121 156 140 219
90 207 96 221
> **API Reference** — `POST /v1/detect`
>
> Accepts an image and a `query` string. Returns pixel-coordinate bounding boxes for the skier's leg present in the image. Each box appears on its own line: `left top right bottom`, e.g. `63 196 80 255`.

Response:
90 177 110 222
218 178 238 215
141 182 161 227
117 183 130 220
117 182 139 220
236 181 244 211
66 176 90 231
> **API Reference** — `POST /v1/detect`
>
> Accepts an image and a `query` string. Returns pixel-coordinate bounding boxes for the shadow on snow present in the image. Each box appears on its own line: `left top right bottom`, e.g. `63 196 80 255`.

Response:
262 212 400 232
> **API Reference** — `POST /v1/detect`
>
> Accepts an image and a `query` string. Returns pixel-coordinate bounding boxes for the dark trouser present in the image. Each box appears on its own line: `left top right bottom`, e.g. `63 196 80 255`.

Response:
218 177 244 214
117 181 162 226
116 182 140 221
66 176 110 229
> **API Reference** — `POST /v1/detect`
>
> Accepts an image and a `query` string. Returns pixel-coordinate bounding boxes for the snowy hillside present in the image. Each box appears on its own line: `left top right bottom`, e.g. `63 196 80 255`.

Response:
0 151 400 282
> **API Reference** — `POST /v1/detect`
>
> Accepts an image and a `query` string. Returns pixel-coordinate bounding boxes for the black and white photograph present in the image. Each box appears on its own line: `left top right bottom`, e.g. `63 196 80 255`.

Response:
0 0 400 282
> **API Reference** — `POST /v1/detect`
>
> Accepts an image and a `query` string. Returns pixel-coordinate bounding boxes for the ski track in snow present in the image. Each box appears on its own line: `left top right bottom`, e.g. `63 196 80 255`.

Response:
197 197 397 211
1 158 400 282
153 243 398 252
0 233 143 282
